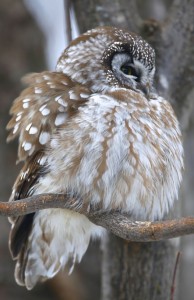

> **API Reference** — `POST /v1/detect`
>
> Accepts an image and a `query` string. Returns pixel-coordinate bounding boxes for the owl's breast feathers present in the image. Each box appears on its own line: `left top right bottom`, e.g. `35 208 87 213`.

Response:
41 87 183 221
7 72 183 220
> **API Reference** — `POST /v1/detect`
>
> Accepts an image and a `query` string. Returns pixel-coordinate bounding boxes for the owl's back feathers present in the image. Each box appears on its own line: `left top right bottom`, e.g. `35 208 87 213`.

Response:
7 72 90 161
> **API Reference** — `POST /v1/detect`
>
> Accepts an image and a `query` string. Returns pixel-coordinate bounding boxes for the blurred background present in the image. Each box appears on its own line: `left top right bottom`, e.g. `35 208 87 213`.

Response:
0 0 194 299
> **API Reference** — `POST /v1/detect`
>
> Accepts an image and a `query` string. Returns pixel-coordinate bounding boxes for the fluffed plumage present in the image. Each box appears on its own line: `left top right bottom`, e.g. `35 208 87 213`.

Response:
7 26 184 289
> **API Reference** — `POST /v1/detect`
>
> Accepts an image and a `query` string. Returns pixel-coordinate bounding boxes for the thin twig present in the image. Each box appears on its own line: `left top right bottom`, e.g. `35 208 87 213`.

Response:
1 194 194 242
64 0 72 43
170 252 181 300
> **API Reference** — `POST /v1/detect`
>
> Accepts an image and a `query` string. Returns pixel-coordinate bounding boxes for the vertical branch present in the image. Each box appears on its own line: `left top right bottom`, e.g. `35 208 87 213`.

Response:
152 0 194 122
71 0 142 33
64 0 72 43
170 252 181 300
140 0 194 127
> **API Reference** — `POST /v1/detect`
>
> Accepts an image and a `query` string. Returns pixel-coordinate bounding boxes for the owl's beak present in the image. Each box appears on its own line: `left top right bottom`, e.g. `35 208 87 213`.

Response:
138 82 150 100
144 82 150 100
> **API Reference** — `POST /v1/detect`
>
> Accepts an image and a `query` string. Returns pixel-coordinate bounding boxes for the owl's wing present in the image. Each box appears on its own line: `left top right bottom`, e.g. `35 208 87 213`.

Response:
7 72 91 285
8 151 45 278
7 71 90 162
9 144 58 287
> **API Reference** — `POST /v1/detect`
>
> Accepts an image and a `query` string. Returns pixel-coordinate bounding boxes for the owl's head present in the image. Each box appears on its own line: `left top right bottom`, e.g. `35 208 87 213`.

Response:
57 27 155 96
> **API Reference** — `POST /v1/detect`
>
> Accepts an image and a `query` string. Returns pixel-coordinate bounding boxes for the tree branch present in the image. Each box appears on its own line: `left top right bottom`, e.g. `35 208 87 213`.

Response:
71 0 142 34
2 193 194 242
90 212 194 241
64 0 72 43
170 251 181 300
141 0 194 126
159 0 194 120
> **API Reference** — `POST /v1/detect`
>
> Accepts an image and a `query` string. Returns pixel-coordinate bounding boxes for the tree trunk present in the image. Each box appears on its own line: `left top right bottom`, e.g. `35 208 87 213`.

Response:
72 1 194 299
101 235 177 300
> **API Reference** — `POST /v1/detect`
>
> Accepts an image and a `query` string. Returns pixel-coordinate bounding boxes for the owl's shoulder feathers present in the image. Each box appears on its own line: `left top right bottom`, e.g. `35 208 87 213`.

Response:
7 71 90 162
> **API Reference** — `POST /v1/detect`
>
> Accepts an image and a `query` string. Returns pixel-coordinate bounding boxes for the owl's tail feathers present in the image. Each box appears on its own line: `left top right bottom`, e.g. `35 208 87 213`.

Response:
10 209 104 290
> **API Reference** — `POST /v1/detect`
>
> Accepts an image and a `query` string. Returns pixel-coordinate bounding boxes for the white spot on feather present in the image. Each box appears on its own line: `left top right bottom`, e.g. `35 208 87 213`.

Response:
26 123 32 131
39 132 50 145
16 115 22 122
58 106 65 112
38 156 47 166
55 96 61 101
69 90 79 100
41 108 50 116
80 93 89 98
29 126 38 135
60 99 67 107
55 113 67 126
62 80 68 85
23 102 29 109
35 87 42 94
39 104 46 111
13 123 20 134
39 104 50 116
22 142 32 151
23 98 31 103
47 82 56 88
55 96 67 107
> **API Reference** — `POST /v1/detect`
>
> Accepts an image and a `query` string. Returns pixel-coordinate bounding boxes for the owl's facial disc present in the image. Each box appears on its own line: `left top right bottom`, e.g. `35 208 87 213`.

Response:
111 52 153 97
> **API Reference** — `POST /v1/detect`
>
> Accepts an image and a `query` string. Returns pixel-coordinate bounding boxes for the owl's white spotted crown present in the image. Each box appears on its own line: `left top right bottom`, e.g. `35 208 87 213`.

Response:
56 27 155 92
101 28 155 71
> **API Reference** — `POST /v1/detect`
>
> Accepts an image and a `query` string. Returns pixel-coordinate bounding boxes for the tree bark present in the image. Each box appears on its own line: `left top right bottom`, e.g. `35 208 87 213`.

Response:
72 0 141 33
71 1 194 299
102 235 177 300
2 194 194 242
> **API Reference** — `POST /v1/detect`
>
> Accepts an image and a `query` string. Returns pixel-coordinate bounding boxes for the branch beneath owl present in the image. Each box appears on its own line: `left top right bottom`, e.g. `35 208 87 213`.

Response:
1 193 194 242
